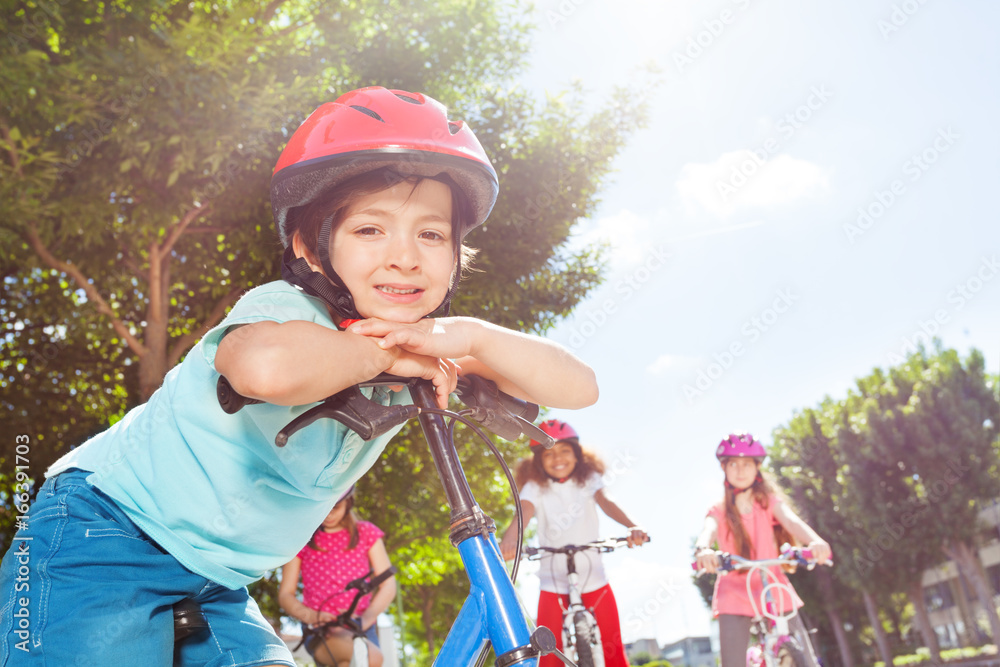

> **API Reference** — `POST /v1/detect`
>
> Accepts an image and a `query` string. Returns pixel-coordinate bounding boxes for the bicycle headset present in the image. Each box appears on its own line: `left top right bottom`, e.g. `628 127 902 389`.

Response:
270 86 500 321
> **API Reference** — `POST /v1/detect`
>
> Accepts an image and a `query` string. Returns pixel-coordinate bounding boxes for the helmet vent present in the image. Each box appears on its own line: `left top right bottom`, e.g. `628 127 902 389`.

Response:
394 93 422 104
448 121 462 135
350 105 384 122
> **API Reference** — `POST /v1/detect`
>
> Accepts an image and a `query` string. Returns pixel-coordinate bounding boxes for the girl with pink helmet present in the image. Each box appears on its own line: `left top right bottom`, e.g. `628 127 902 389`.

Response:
694 433 832 667
499 419 648 667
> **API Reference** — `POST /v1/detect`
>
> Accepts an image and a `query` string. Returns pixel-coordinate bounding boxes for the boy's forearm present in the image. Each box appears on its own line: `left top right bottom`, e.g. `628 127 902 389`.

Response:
458 318 598 408
217 321 398 405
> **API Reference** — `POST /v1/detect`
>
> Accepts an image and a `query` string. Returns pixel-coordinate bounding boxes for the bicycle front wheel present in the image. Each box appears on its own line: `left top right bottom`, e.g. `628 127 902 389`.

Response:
776 638 808 667
572 611 602 667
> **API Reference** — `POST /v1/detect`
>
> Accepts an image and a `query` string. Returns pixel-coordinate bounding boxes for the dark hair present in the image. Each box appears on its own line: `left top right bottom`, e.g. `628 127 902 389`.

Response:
290 167 478 276
514 439 606 488
718 460 794 558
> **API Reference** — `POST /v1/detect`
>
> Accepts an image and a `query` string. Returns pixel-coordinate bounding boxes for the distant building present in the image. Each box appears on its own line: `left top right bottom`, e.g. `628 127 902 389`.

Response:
661 635 714 667
626 637 661 660
922 500 1000 648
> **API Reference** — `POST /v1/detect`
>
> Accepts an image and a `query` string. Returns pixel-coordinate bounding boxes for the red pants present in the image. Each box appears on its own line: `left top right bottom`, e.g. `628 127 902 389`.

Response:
537 584 630 667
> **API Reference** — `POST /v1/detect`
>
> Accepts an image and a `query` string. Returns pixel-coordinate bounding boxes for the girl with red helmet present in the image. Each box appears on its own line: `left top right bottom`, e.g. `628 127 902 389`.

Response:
279 488 395 667
1 88 597 666
693 433 831 667
498 419 648 667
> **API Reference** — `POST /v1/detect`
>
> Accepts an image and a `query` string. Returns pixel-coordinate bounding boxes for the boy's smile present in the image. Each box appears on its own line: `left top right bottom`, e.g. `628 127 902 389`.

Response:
330 178 455 323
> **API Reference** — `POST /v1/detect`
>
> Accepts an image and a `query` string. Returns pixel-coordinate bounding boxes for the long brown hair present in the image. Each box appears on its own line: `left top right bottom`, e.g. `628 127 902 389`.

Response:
514 439 606 489
306 506 361 552
720 461 795 559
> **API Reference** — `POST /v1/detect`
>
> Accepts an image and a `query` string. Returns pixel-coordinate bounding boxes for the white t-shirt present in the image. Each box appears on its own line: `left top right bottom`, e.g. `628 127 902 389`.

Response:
520 472 607 594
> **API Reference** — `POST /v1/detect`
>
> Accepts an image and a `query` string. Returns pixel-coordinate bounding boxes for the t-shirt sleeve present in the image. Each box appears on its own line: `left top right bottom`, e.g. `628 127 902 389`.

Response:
296 543 313 562
519 480 541 506
358 521 386 552
200 283 333 367
585 472 605 496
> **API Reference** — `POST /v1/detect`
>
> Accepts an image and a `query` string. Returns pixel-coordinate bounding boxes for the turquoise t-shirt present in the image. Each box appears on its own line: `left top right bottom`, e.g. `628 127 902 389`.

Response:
48 281 411 589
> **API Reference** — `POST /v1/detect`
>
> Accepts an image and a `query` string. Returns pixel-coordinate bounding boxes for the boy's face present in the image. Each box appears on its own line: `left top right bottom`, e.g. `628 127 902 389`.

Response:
330 178 455 322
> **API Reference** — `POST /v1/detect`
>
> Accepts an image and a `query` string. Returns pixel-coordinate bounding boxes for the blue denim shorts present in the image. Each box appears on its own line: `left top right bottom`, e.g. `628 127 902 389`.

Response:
0 470 295 666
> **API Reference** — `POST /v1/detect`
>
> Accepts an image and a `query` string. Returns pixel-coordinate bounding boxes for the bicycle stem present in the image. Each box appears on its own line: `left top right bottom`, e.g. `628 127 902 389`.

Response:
413 381 479 529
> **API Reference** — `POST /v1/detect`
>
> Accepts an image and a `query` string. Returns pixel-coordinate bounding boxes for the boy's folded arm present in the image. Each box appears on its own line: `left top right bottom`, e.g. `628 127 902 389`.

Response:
455 319 599 409
215 320 399 405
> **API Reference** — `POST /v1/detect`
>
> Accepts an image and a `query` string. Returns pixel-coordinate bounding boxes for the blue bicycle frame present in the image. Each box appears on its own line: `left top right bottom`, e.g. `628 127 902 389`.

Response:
409 380 539 667
220 372 552 666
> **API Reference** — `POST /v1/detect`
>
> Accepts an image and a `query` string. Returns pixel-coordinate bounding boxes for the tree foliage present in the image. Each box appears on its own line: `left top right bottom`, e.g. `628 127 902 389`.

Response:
769 344 1000 665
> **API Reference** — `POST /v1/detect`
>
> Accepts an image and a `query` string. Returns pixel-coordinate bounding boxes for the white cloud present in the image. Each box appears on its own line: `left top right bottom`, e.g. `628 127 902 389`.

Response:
573 208 655 267
676 150 830 217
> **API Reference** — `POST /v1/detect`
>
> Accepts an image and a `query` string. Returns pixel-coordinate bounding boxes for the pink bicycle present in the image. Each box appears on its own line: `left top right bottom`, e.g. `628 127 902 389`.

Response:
697 546 828 667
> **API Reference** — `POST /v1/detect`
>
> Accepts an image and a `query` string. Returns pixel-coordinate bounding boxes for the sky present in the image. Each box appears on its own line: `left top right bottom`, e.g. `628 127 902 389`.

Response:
506 0 1000 647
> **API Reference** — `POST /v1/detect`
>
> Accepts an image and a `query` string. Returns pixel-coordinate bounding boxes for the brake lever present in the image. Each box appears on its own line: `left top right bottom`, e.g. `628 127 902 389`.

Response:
274 386 419 447
455 375 542 442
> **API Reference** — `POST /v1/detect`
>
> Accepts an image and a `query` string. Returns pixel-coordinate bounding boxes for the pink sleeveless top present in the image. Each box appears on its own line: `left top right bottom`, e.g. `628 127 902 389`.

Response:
707 496 803 618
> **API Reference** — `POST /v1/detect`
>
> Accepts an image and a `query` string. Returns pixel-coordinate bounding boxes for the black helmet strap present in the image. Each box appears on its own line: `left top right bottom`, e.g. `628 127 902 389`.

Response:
280 245 360 321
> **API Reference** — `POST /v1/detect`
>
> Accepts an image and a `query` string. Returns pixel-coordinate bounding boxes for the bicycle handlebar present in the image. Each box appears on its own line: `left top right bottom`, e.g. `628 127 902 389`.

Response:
692 546 833 573
295 566 397 651
217 373 553 448
524 536 648 560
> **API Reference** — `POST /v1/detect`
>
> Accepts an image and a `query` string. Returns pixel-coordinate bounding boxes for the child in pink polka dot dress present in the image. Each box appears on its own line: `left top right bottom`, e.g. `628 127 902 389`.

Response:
279 488 395 667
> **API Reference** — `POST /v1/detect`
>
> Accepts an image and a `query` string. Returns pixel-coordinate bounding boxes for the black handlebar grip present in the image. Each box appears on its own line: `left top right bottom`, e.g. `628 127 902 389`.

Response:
217 376 262 414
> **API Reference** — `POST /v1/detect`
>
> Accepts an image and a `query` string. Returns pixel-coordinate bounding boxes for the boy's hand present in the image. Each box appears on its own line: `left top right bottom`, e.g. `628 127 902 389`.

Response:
347 317 475 361
384 349 458 409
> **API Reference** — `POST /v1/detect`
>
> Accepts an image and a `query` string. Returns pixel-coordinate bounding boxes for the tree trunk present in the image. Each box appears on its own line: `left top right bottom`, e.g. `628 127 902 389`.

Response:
816 567 854 667
421 590 436 655
908 580 941 663
824 606 854 667
945 541 1000 646
862 589 893 666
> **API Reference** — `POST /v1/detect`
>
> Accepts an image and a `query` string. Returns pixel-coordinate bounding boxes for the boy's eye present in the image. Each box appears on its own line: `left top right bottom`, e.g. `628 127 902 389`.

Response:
355 226 381 236
420 230 448 242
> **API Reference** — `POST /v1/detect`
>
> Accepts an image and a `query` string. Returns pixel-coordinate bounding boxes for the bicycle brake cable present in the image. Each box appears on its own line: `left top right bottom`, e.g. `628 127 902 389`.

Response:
418 407 525 585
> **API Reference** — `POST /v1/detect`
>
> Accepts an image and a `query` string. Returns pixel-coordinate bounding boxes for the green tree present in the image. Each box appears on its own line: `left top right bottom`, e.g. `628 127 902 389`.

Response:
771 406 862 667
771 346 1000 664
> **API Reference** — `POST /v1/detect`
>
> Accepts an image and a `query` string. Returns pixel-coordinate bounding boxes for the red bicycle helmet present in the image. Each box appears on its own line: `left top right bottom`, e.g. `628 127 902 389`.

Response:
715 433 766 460
530 419 579 448
271 87 499 319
